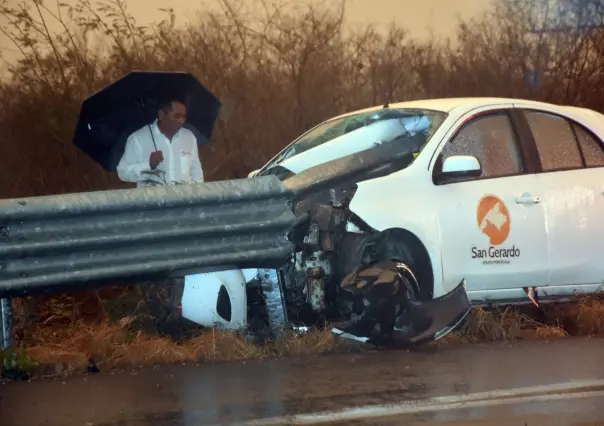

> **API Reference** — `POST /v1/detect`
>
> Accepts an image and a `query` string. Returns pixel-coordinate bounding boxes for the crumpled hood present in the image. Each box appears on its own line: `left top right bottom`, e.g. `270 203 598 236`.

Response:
274 115 432 175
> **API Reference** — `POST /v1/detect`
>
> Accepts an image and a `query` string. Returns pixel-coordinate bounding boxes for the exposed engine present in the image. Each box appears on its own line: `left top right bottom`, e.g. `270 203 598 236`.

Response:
255 178 471 347
261 179 427 346
281 184 358 316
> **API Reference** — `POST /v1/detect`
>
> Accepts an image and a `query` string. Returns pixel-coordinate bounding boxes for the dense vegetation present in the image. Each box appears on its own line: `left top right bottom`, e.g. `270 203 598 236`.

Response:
1 0 603 198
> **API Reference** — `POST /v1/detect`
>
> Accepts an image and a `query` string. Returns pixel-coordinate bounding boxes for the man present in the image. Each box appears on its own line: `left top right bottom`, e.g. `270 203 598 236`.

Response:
116 94 204 337
117 94 204 187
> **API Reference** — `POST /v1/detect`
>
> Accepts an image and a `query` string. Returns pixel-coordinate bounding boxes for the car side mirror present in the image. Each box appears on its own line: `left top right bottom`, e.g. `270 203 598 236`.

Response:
440 155 482 180
248 169 260 178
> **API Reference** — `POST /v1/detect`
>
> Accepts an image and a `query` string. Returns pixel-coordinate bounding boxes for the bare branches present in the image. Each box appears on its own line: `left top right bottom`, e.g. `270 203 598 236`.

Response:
32 0 68 92
0 0 603 197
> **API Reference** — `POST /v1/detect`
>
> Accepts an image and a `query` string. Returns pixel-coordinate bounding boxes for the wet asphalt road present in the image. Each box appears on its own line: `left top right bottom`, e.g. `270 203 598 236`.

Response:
0 337 603 426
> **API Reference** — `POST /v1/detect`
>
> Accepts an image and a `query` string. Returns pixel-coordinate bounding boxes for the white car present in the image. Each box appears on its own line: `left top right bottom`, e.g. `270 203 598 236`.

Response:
181 97 604 345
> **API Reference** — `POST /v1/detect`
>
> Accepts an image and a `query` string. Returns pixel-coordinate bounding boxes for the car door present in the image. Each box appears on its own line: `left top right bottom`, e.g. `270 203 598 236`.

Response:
430 107 550 298
516 107 604 289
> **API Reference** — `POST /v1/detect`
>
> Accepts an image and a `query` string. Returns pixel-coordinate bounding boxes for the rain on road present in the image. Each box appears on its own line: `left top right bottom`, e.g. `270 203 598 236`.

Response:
0 337 603 426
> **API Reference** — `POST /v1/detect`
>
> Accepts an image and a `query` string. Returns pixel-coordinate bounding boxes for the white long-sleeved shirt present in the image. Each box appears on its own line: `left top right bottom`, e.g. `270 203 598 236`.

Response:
117 120 204 187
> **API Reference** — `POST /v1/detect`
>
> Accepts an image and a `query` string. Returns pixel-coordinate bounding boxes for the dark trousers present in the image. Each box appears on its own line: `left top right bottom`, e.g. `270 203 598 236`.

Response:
140 276 185 336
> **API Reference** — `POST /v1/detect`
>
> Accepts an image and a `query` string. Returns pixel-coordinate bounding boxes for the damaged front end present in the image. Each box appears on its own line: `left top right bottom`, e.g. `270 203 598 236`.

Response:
181 125 472 348
276 201 471 347
333 270 471 347
258 140 472 347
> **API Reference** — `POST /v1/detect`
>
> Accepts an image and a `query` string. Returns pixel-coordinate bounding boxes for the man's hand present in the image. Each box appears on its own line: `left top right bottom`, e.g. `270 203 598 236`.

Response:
149 151 164 169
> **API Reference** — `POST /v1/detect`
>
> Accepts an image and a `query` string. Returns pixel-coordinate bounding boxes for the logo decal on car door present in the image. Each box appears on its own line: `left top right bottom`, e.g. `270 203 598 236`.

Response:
477 195 510 245
472 195 520 264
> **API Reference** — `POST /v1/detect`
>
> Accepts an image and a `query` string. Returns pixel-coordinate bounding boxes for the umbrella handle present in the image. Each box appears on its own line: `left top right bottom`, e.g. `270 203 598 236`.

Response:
141 96 158 152
147 124 159 152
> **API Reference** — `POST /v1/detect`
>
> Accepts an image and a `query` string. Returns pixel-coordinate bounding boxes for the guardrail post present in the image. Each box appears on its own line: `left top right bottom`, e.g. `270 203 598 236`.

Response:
1 298 12 349
259 269 288 339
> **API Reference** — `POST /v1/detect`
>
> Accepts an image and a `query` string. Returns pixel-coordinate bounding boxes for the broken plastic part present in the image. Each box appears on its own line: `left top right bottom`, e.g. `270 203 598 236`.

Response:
332 327 370 343
392 279 471 346
181 270 248 330
338 258 471 347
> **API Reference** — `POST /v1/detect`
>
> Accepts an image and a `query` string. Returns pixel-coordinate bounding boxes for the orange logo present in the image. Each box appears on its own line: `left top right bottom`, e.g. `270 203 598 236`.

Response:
476 195 511 246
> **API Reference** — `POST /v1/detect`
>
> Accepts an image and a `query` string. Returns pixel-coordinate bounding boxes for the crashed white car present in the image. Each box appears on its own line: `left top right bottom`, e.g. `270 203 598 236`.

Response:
181 97 604 345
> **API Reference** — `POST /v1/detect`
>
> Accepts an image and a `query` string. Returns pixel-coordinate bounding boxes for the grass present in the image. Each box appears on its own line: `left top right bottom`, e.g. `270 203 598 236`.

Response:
13 321 338 377
440 294 604 344
4 293 602 379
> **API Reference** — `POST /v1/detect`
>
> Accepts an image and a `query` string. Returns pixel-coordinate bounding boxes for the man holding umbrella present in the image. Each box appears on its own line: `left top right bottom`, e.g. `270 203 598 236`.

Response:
73 72 222 338
116 93 205 187
115 93 205 335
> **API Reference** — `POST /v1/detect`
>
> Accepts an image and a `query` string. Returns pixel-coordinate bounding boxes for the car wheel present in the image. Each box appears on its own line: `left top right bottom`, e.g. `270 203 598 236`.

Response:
339 258 423 346
367 231 433 300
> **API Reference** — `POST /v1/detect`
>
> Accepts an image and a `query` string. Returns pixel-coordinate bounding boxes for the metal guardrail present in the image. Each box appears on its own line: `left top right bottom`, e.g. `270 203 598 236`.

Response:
283 136 420 198
0 175 296 299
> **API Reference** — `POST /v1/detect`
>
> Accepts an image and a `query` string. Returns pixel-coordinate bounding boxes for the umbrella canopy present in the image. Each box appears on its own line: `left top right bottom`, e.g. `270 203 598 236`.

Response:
73 71 222 172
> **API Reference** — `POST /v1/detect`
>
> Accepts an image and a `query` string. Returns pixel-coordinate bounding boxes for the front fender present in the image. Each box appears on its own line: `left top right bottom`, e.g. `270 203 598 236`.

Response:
347 174 446 298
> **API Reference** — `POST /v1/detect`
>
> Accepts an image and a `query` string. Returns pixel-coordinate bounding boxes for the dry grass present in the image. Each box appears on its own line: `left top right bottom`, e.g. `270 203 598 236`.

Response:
8 295 601 378
567 297 604 335
19 320 337 377
441 294 604 345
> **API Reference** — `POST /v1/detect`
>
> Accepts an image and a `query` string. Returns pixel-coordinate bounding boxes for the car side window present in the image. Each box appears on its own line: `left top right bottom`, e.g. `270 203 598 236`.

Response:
437 112 524 181
573 123 604 168
524 111 584 171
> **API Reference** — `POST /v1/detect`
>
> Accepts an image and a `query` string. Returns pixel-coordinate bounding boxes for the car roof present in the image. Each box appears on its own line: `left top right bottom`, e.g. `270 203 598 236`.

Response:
328 97 579 120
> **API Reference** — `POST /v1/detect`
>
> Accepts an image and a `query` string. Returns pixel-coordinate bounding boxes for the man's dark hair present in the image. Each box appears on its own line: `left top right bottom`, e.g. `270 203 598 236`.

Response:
157 93 187 113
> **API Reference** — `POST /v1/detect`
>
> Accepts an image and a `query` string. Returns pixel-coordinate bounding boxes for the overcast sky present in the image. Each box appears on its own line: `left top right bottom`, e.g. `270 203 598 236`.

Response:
0 0 492 74
116 0 491 38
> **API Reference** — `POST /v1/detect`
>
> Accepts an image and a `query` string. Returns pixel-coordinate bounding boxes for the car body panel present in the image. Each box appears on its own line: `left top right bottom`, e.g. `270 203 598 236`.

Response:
536 168 603 286
513 102 604 288
435 174 550 292
432 104 550 294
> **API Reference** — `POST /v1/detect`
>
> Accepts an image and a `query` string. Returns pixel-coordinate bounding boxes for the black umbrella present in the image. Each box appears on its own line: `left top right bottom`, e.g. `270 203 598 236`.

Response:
73 71 222 172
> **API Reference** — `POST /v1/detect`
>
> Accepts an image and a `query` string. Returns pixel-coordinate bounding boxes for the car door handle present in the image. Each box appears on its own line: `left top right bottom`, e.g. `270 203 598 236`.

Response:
516 193 540 204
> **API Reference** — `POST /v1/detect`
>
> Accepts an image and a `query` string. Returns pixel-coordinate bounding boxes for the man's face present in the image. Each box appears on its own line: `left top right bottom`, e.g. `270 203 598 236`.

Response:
158 101 187 135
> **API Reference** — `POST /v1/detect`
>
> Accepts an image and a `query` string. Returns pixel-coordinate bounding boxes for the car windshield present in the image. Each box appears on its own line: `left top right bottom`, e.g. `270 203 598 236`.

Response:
261 107 448 171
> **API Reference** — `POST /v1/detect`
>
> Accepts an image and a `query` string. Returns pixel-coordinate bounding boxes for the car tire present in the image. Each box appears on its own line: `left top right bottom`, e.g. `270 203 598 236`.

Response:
339 258 424 346
367 231 433 300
